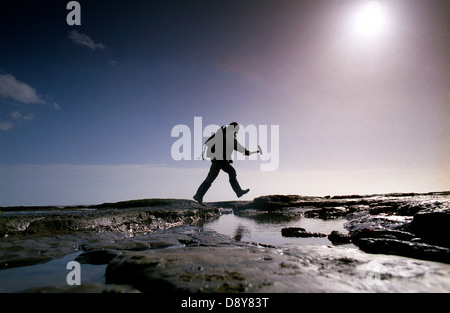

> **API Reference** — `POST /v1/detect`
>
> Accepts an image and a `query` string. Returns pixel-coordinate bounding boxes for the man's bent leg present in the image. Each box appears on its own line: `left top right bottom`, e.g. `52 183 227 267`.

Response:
229 177 250 198
222 162 250 198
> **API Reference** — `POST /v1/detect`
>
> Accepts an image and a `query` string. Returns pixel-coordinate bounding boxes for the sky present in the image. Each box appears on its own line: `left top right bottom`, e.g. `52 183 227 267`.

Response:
0 0 449 206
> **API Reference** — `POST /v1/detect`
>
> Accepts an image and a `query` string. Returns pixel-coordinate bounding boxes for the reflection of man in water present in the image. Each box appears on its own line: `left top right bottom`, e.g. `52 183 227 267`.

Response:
193 122 260 205
233 225 247 242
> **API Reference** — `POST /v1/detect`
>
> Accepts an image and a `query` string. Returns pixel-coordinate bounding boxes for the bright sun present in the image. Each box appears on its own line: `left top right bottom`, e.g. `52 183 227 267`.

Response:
354 1 386 36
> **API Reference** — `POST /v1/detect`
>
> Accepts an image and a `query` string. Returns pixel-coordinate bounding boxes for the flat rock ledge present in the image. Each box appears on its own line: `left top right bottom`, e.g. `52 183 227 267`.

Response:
0 200 222 270
0 199 220 237
104 243 450 293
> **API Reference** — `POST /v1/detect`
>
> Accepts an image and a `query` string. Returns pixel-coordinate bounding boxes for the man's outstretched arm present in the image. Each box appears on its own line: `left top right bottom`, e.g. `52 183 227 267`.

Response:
234 139 260 156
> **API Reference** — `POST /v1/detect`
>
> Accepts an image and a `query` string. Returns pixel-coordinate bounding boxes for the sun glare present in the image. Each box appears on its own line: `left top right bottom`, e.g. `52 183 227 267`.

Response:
354 1 386 36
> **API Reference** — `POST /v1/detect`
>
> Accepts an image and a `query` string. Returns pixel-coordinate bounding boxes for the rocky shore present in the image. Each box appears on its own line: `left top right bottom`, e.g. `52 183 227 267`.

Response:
0 192 449 292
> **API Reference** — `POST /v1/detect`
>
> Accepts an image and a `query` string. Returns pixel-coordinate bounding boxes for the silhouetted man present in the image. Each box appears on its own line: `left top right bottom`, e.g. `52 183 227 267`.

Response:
194 122 260 205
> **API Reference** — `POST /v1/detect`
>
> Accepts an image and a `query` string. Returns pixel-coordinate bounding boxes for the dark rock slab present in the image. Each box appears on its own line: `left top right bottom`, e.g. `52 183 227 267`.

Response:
89 198 204 209
281 227 326 238
409 204 450 248
344 212 413 233
81 233 182 252
251 195 321 211
23 283 141 293
304 206 355 219
104 245 329 293
0 204 222 236
358 238 450 263
105 244 450 293
350 229 417 243
328 231 352 244
75 249 122 265
0 232 114 270
369 205 398 215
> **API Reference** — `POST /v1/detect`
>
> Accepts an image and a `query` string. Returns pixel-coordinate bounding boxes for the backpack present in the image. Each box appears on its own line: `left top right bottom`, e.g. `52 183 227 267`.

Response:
201 126 226 160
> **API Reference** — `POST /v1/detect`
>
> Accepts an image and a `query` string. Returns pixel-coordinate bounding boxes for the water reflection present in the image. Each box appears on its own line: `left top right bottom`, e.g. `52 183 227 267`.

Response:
0 252 106 293
204 211 353 247
233 225 248 242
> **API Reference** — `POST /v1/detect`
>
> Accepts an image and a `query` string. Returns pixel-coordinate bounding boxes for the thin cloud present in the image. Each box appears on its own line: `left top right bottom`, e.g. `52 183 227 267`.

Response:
0 110 34 131
0 73 58 131
0 121 13 131
52 102 62 111
1 110 35 131
10 110 22 120
10 110 33 121
68 30 106 51
0 74 45 104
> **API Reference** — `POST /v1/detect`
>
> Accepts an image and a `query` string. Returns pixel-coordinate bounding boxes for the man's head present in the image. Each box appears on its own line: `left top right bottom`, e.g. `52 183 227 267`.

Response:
229 122 240 133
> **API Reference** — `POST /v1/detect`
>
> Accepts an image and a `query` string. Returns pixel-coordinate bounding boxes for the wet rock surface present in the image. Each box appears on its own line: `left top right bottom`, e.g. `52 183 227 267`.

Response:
0 200 221 270
409 205 450 248
358 238 450 263
281 227 326 238
0 200 219 237
245 192 450 263
23 283 141 293
1 193 449 292
104 243 450 293
327 231 352 244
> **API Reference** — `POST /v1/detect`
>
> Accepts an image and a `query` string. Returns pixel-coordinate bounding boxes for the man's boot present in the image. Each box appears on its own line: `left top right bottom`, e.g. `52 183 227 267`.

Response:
230 177 250 198
193 181 211 205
